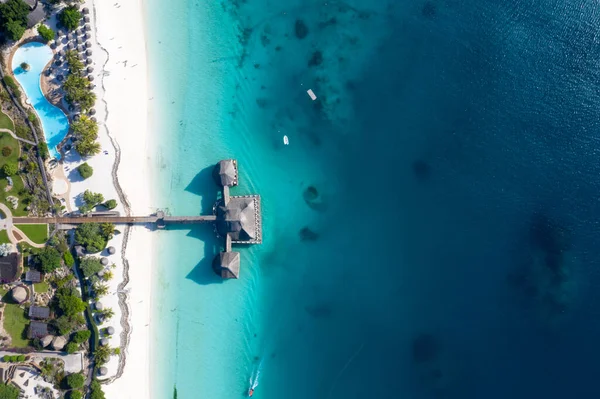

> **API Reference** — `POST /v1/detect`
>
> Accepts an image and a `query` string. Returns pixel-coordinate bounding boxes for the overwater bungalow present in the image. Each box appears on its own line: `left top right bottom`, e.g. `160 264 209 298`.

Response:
213 159 237 186
212 251 240 279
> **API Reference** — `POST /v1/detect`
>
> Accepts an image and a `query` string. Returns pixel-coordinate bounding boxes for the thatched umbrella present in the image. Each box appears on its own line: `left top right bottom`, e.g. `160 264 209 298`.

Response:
52 336 67 351
107 246 116 255
76 28 83 35
86 49 92 57
87 66 94 73
106 326 115 335
82 7 90 14
78 54 84 61
73 114 80 121
91 117 97 122
85 41 92 48
100 257 108 265
40 335 53 348
50 42 56 50
84 16 91 23
100 338 109 346
67 42 74 49
95 302 104 311
11 286 27 303
59 50 66 56
78 45 85 52
57 74 64 82
54 53 61 60
84 33 90 40
86 58 93 65
89 108 96 116
98 367 108 376
45 69 52 77
84 24 91 32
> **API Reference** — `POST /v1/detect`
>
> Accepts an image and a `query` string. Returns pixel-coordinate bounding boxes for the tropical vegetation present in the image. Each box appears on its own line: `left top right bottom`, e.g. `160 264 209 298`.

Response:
59 6 81 31
71 115 100 156
37 24 55 42
0 0 29 41
74 223 114 253
77 162 93 179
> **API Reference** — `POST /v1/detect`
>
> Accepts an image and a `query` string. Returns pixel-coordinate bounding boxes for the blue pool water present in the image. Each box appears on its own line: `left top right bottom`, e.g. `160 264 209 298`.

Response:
147 0 600 398
12 42 69 159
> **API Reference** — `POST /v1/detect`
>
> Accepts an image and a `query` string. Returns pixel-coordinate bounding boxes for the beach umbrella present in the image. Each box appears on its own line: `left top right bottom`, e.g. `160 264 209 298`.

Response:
76 37 83 44
86 58 93 65
76 28 83 35
84 33 90 40
73 114 80 121
87 66 94 73
50 42 56 50
45 69 52 77
85 41 92 48
78 45 85 52
67 42 74 49
57 74 64 82
86 49 93 56
54 53 61 60
100 256 108 265
85 24 91 31
59 50 65 56
89 84 96 90
95 302 104 311
107 246 116 255
106 326 115 335
98 367 108 376
52 336 67 351
84 16 91 23
89 108 96 116
11 286 27 303
100 338 109 346
78 54 84 60
82 7 90 14
90 117 97 122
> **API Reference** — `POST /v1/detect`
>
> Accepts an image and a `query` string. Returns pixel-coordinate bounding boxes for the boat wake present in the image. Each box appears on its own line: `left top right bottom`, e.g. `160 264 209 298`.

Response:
248 358 264 396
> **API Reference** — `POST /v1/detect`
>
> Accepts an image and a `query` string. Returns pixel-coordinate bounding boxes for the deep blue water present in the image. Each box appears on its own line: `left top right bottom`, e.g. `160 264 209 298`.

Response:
149 0 600 397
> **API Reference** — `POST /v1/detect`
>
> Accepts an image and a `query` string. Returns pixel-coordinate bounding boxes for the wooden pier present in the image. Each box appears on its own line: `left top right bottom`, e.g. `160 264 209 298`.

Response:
12 214 217 226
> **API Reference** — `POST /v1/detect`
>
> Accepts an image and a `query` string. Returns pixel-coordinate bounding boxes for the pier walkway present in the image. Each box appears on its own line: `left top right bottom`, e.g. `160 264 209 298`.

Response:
12 215 217 225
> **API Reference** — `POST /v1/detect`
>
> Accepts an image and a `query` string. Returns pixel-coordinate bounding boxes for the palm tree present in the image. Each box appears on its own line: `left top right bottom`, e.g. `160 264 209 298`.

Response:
93 283 108 297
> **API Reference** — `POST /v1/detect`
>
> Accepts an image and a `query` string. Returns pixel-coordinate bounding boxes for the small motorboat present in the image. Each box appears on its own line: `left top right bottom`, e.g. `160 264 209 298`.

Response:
248 388 254 397
283 135 289 145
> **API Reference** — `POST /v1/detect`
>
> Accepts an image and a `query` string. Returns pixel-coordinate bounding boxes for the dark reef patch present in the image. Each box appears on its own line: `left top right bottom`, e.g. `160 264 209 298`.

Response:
422 2 436 19
299 227 319 241
412 160 431 180
295 19 309 39
304 304 332 318
308 50 323 67
411 333 439 364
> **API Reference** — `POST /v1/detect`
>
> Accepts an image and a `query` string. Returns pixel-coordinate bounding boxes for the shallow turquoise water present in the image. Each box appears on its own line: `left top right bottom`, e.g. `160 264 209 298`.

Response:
12 42 69 159
147 0 600 398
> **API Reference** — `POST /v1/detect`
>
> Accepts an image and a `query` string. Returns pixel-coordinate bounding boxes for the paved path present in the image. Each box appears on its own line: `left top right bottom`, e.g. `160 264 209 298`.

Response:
0 128 35 145
0 203 45 248
0 350 84 373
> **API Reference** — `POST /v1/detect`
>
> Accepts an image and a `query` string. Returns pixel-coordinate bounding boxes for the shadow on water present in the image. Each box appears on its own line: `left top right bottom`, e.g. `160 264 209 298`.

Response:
180 166 224 285
185 165 219 214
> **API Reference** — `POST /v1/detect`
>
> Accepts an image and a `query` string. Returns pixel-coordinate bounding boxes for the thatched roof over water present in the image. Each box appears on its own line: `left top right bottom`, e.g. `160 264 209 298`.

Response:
213 159 237 187
212 251 240 279
216 197 257 241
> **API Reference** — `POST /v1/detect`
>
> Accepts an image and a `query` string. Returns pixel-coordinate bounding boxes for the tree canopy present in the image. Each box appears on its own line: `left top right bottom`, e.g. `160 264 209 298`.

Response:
71 115 100 156
59 6 81 31
36 247 62 273
38 142 49 160
69 390 83 399
65 373 85 389
104 199 117 210
80 256 103 278
75 223 113 253
77 163 93 179
2 163 17 176
72 329 91 344
0 0 29 41
90 380 106 399
83 190 104 206
0 383 19 399
58 294 86 318
37 25 55 42
65 50 84 74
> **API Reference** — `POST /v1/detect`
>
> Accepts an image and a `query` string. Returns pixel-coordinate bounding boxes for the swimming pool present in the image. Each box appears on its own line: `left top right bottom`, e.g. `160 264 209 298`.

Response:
12 42 69 160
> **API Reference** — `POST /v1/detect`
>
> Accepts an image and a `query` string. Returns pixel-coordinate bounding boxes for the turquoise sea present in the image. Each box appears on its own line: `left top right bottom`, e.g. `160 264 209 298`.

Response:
146 0 600 398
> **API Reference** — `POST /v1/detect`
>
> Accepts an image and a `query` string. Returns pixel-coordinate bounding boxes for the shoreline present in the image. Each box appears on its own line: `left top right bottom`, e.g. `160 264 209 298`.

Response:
89 0 153 397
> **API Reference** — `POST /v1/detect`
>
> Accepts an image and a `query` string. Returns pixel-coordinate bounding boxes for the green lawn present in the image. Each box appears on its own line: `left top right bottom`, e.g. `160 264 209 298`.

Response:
14 224 47 244
0 111 14 131
0 133 27 216
34 281 49 293
2 303 29 348
0 230 8 244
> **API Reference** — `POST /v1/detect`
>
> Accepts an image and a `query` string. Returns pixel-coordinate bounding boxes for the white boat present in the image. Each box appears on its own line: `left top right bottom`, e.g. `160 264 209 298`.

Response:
307 89 317 100
283 135 289 145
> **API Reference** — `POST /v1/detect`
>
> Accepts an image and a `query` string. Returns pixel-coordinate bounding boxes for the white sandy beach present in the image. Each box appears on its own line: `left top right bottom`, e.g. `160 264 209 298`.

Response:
55 0 153 397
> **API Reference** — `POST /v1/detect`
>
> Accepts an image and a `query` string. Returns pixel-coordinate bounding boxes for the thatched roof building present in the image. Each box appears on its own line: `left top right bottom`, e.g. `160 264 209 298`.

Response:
216 197 258 242
25 270 41 283
40 335 53 348
213 159 237 187
11 286 27 304
28 321 48 339
29 306 50 320
52 336 66 351
0 253 21 283
212 251 240 279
